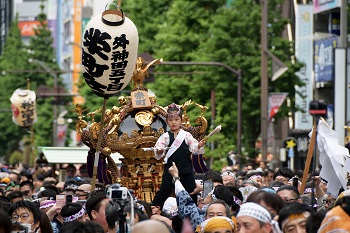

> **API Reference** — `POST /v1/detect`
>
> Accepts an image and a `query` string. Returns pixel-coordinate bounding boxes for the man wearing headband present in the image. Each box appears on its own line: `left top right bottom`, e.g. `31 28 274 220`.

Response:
305 176 328 210
199 216 235 233
76 184 91 200
245 171 265 187
277 203 312 233
61 203 86 223
152 103 206 209
276 185 300 204
221 171 236 186
236 202 273 233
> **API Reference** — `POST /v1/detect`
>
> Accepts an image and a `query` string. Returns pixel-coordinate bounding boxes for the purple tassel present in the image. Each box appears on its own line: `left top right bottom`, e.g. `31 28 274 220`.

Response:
97 155 104 183
192 153 209 173
102 160 111 184
88 150 111 185
86 149 95 178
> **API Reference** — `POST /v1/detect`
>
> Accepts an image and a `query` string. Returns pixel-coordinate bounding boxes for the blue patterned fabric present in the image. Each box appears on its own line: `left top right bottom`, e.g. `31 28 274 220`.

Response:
177 190 205 229
51 221 60 233
51 215 63 233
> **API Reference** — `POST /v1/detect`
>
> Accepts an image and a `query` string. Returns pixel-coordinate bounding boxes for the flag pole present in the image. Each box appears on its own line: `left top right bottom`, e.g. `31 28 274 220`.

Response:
300 120 317 194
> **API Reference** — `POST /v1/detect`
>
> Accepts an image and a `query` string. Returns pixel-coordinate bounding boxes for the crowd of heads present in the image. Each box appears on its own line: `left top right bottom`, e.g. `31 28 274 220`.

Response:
0 158 348 233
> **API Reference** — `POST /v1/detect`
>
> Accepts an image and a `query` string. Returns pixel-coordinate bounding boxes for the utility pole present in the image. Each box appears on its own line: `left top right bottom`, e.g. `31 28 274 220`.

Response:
261 0 268 162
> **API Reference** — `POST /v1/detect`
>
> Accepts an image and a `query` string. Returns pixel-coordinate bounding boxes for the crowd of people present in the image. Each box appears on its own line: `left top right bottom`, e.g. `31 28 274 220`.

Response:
0 159 348 233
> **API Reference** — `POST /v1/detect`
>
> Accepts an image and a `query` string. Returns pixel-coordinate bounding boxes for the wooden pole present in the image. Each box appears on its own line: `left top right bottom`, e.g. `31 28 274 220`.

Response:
300 120 317 194
91 98 108 192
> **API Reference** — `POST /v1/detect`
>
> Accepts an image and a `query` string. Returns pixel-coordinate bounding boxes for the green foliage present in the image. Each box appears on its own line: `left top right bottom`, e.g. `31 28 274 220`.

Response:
153 0 225 61
9 150 23 165
121 0 172 55
204 133 235 171
0 0 305 168
27 0 65 148
0 15 31 158
0 1 65 161
83 0 304 169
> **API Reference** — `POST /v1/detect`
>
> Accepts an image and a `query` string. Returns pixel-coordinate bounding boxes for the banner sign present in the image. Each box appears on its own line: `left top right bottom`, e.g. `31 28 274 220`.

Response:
313 0 341 14
294 4 313 130
268 92 288 120
267 92 288 148
314 37 337 83
18 21 41 36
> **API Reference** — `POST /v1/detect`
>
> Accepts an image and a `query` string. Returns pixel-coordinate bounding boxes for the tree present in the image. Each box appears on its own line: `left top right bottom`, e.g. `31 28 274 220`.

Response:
26 0 64 147
119 0 172 55
150 0 303 166
9 150 24 165
0 14 31 159
0 1 66 161
123 0 234 169
81 0 305 169
191 0 304 161
146 0 225 115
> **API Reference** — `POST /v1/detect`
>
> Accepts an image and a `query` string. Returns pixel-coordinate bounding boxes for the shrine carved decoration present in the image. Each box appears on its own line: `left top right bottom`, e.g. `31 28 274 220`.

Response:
76 57 208 202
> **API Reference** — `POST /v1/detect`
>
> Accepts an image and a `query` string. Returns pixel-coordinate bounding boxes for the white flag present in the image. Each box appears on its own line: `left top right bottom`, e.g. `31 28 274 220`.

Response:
315 119 350 197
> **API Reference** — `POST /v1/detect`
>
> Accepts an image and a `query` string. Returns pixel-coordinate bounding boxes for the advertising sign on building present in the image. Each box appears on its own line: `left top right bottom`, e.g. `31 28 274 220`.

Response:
47 0 57 49
314 36 337 83
0 0 11 54
294 4 313 130
72 0 83 104
18 21 41 36
313 0 342 14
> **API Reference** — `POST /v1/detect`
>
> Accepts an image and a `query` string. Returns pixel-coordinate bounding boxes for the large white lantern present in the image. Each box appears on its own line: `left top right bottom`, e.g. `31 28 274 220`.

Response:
10 89 37 127
82 8 139 97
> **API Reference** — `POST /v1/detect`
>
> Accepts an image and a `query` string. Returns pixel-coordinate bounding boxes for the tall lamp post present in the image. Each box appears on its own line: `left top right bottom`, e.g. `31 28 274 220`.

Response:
260 0 287 163
155 61 243 166
261 0 268 163
28 58 59 147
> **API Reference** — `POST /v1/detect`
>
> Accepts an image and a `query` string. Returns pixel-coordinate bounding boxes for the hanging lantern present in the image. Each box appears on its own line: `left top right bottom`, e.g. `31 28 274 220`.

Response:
10 89 37 127
81 6 139 97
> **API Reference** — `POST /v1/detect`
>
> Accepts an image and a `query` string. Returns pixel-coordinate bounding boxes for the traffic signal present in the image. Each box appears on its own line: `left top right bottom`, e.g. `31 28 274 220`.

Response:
309 100 327 118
